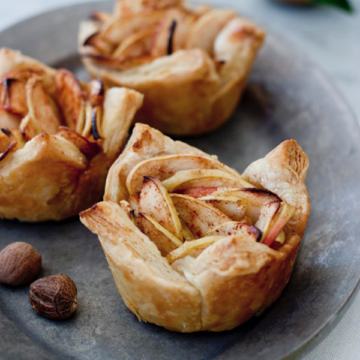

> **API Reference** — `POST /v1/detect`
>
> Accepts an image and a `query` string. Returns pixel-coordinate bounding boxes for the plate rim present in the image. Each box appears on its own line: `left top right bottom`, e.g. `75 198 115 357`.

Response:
1 2 360 360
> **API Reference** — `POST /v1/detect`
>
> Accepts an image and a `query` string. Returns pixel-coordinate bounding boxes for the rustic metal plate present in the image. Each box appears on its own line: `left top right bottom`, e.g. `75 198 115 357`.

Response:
1 1 360 360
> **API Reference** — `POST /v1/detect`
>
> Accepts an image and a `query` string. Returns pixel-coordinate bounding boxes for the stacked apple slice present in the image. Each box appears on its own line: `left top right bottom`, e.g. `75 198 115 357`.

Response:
2 67 115 160
119 153 296 263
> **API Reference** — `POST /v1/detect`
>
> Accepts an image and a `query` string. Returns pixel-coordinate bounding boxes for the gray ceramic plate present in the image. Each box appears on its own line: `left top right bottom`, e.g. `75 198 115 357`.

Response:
1 1 360 360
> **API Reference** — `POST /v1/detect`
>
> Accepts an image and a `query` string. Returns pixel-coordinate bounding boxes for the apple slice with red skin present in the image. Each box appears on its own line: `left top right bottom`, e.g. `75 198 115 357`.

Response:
212 187 282 220
255 201 281 242
262 203 295 247
180 186 281 220
138 212 183 256
167 236 223 264
126 154 236 195
205 221 261 242
163 169 252 193
170 193 231 238
139 176 183 240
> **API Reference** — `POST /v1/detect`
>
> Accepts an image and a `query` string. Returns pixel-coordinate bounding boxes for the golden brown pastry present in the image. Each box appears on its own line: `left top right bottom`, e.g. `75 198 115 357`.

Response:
80 124 310 332
78 0 265 135
0 48 143 222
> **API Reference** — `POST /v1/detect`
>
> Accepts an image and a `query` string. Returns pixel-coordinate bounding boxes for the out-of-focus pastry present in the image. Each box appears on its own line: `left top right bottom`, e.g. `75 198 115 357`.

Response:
78 0 265 136
80 124 310 332
0 48 143 222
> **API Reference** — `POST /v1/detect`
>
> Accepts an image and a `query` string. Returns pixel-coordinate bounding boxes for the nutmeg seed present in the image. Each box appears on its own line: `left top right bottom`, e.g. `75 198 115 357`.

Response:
29 274 78 320
0 242 42 286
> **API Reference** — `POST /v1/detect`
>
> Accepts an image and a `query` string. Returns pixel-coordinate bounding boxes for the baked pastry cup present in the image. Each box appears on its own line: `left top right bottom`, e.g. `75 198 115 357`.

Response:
78 0 265 136
80 124 310 332
0 48 143 222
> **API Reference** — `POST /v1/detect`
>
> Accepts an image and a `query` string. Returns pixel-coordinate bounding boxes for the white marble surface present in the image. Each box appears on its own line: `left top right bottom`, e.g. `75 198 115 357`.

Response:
1 1 360 359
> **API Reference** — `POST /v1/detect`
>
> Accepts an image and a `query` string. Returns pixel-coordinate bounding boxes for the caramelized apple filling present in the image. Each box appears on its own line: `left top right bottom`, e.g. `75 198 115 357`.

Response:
0 50 144 165
120 154 296 262
1 67 105 159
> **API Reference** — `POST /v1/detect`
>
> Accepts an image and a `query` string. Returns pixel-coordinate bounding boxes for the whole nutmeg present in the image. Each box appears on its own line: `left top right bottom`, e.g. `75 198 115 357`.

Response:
0 242 42 286
29 274 78 320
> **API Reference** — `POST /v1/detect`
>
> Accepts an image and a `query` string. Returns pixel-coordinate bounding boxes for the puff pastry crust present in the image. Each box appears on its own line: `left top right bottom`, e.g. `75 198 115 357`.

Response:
0 48 143 221
80 124 310 332
78 0 265 135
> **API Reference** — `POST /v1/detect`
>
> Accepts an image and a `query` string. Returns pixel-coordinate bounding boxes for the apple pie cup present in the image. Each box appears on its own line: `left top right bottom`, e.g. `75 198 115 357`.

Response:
80 124 310 332
0 48 143 222
78 0 265 136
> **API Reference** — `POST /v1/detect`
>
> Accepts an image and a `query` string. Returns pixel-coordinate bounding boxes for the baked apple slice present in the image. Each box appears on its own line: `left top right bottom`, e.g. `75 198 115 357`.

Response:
126 154 237 195
205 221 261 241
212 188 282 220
138 212 182 256
186 9 237 55
55 69 84 130
20 76 61 140
167 236 223 264
170 193 231 238
139 176 183 239
83 32 114 55
0 77 28 117
103 11 167 45
150 8 197 57
119 200 136 224
57 127 101 159
112 28 155 58
180 219 195 241
163 169 252 192
199 194 248 221
129 195 140 213
262 203 296 247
